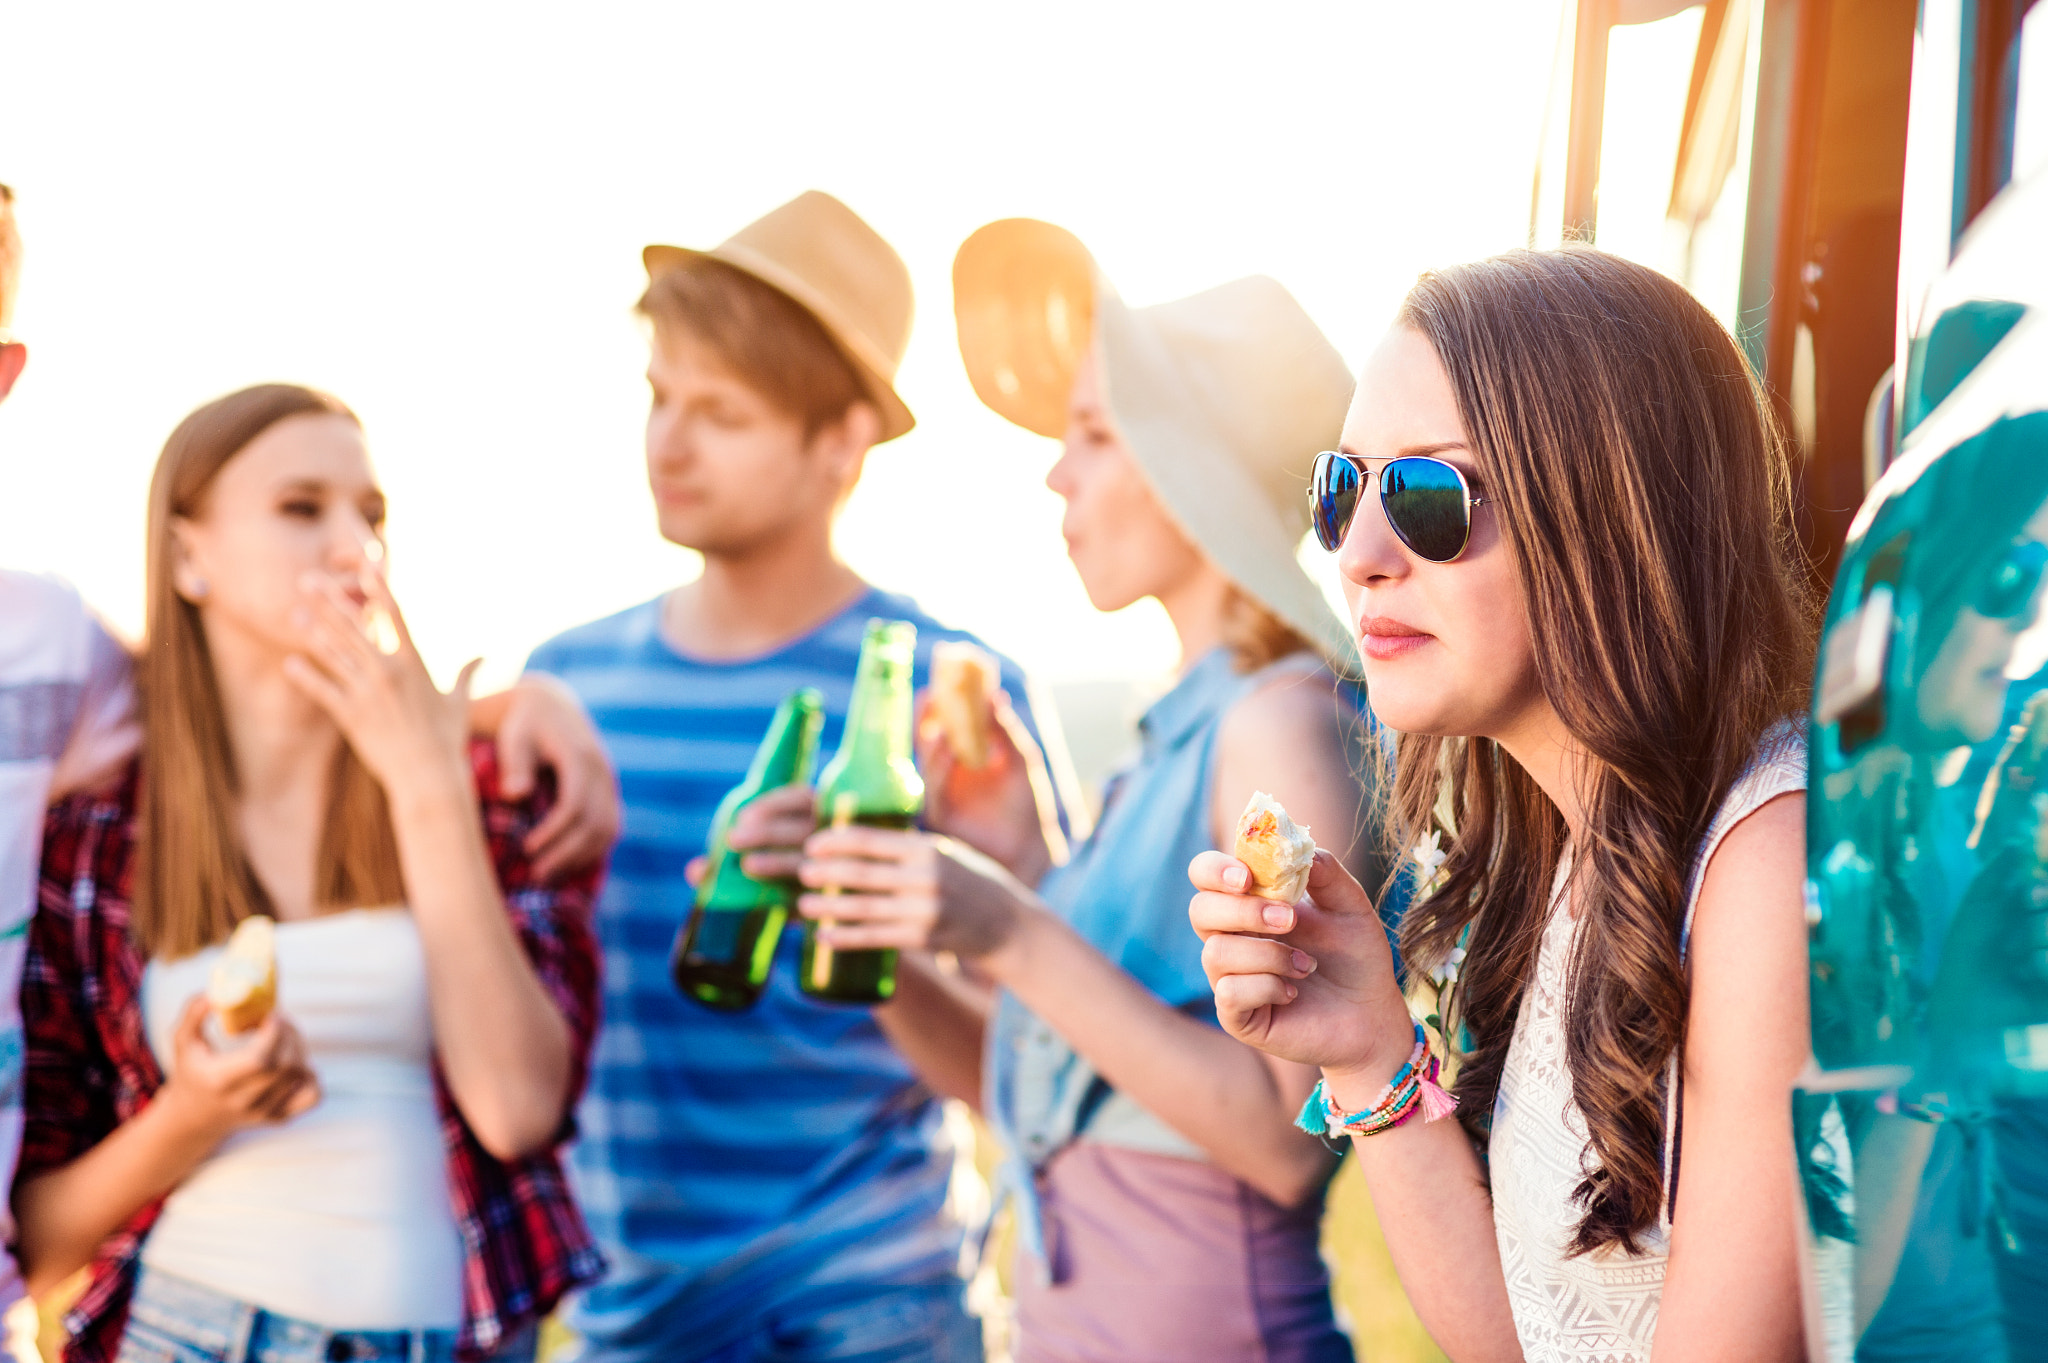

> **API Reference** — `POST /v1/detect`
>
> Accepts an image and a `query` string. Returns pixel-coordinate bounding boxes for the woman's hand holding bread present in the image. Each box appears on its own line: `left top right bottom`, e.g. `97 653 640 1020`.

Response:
1188 840 1416 1099
159 994 321 1141
167 912 316 1138
917 682 1066 886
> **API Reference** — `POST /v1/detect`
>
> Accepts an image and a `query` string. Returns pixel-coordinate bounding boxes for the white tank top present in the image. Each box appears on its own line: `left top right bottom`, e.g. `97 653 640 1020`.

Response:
140 908 465 1330
1488 724 1808 1362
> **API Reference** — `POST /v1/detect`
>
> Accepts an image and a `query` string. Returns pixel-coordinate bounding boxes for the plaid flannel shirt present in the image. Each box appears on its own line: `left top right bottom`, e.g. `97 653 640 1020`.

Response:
20 742 606 1363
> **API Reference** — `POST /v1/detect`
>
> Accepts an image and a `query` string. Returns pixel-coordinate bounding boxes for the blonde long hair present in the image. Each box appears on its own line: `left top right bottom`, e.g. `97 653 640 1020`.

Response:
138 383 403 959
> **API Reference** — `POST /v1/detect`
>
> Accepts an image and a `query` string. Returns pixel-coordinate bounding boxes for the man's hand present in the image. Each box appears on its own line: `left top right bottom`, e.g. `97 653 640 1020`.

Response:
490 674 622 882
727 784 821 881
916 689 1064 884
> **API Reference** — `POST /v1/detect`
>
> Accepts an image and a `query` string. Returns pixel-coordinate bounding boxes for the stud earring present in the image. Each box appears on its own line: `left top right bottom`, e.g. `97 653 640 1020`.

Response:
188 576 209 600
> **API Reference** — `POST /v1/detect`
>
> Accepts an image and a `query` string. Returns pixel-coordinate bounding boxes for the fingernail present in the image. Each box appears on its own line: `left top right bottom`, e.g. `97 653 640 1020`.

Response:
1291 950 1316 974
1226 866 1248 891
1262 905 1293 929
1284 982 1299 1001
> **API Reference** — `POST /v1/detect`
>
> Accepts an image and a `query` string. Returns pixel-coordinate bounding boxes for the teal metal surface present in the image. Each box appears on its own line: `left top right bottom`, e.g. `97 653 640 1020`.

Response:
1805 167 2047 1356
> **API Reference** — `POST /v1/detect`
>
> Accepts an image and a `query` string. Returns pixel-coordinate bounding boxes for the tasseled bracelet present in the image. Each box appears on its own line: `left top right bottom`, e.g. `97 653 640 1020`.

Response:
1294 1020 1459 1139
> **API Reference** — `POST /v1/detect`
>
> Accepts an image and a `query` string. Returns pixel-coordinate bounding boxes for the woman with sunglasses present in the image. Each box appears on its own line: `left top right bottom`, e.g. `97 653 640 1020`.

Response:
16 385 602 1363
723 221 1385 1362
1190 247 1820 1362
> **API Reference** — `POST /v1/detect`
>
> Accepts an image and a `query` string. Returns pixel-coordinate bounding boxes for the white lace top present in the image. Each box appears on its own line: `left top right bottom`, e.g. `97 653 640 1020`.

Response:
1489 724 1807 1362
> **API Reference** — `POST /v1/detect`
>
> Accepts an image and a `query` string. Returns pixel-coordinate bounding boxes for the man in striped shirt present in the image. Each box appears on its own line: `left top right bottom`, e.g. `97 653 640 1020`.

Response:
528 194 1059 1363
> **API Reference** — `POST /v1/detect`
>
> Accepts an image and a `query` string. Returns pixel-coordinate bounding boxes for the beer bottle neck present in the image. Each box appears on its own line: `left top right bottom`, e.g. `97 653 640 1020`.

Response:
817 624 922 823
744 697 821 795
841 659 914 765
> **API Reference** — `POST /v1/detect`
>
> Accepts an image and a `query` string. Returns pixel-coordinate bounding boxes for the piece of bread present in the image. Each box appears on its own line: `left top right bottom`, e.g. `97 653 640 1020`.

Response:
931 641 999 769
208 915 277 1036
1234 791 1316 905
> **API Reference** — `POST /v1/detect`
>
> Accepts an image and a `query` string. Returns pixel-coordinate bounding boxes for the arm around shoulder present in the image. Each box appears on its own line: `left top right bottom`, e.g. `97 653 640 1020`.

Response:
481 672 620 882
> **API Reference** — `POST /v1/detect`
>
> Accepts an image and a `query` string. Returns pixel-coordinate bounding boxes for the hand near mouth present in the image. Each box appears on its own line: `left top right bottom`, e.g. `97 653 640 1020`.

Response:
283 564 480 805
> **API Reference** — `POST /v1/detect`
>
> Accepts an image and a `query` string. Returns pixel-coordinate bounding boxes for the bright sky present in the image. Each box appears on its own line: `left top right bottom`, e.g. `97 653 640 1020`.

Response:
0 1 1701 694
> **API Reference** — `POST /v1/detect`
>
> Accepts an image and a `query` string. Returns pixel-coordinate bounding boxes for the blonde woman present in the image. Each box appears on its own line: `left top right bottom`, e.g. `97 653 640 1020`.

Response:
16 384 603 1363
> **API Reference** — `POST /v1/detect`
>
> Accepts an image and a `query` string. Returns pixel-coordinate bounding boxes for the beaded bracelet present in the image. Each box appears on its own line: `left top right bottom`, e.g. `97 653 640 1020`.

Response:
1294 1021 1459 1139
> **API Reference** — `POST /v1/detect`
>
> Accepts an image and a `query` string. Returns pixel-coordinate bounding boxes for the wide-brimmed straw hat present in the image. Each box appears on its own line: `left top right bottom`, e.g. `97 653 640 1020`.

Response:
645 191 917 442
953 218 1357 666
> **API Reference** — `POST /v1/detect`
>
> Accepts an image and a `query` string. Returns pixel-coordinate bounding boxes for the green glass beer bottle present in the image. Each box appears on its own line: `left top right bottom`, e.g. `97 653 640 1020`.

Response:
671 688 825 1011
802 619 925 1003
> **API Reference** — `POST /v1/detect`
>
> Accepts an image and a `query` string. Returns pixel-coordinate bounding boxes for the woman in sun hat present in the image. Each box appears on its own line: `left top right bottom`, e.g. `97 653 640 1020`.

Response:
779 219 1389 1361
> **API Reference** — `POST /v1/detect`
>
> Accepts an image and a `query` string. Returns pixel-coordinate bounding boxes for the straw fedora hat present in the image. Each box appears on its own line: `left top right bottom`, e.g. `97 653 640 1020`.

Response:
644 191 917 442
953 218 1357 666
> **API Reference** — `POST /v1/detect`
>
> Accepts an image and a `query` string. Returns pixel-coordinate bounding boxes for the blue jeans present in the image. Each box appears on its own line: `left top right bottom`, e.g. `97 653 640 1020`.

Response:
569 1280 982 1363
115 1268 537 1363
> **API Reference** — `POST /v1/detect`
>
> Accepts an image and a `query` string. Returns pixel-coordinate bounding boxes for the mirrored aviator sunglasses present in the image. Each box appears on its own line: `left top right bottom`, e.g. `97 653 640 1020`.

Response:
1308 451 1492 562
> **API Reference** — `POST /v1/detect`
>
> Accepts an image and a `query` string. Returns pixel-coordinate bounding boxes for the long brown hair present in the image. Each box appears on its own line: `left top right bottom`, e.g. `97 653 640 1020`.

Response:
1390 248 1817 1255
139 383 404 959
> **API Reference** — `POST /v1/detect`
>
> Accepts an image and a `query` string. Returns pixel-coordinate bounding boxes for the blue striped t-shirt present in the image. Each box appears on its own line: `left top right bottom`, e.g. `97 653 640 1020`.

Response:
524 587 1051 1336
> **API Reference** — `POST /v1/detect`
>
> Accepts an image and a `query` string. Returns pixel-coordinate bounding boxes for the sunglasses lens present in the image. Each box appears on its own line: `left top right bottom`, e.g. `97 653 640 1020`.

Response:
1311 453 1360 552
1382 458 1472 562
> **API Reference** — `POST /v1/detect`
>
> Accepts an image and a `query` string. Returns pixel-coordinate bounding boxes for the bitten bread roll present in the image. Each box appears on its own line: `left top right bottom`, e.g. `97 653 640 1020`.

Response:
931 641 999 768
207 915 277 1035
1234 792 1316 905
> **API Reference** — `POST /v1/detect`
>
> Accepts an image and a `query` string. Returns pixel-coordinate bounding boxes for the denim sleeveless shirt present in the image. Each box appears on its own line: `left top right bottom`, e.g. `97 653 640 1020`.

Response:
984 647 1364 1275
